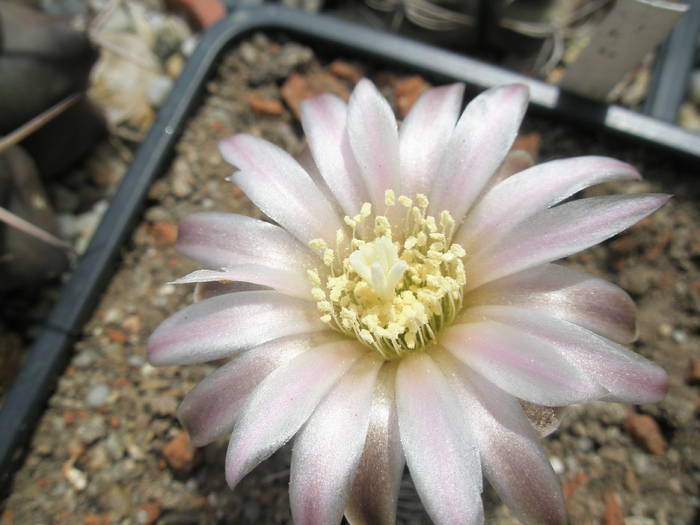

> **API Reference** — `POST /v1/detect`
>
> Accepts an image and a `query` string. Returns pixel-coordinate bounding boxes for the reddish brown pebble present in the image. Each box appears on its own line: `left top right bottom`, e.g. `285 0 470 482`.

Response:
83 515 110 525
395 75 430 118
512 132 542 159
121 314 142 334
104 328 128 344
163 430 200 472
687 357 700 384
329 60 364 83
165 0 225 28
150 221 178 247
137 501 162 525
281 72 349 118
112 377 129 387
247 92 284 116
63 410 76 425
623 413 667 455
109 416 121 429
35 476 51 488
603 491 624 525
1 509 13 524
645 230 671 260
562 472 587 503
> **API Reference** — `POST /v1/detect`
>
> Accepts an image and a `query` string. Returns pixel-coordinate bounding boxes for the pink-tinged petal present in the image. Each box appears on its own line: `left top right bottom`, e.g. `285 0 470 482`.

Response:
457 156 640 253
290 353 383 525
396 352 483 525
464 306 668 404
465 263 637 344
433 349 565 525
467 193 670 290
429 84 529 222
172 266 312 300
519 400 563 438
178 333 317 446
399 84 465 197
346 363 404 525
147 290 324 365
193 281 266 302
440 322 606 406
220 134 344 244
346 79 401 207
177 212 315 272
301 94 369 216
225 340 367 488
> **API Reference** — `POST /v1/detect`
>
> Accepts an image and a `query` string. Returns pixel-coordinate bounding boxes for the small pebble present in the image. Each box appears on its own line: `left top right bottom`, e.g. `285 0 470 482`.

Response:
127 355 145 368
672 329 687 344
549 456 565 474
86 384 111 407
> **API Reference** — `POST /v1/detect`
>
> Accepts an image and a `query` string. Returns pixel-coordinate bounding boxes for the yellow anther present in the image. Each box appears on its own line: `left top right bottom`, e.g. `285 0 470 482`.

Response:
307 269 321 286
450 244 466 257
344 216 357 228
317 301 333 312
360 202 372 218
374 216 392 237
398 196 413 208
309 238 327 251
323 249 335 267
416 194 429 209
384 189 396 206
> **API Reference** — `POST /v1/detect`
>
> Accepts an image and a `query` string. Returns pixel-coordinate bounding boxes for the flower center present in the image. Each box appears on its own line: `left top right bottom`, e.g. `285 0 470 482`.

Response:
308 191 467 360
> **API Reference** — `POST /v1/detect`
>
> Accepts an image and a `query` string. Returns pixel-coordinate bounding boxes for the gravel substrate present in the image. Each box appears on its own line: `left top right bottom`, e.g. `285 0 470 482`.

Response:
2 33 699 525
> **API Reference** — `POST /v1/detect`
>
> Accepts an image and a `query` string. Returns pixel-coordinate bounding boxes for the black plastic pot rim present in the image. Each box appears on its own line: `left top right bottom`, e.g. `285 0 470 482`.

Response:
1 3 698 493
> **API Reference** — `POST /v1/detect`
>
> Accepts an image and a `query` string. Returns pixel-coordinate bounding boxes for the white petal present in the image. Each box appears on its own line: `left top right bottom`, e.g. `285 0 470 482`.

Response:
147 290 325 365
440 321 606 406
177 334 317 446
396 352 483 525
225 340 367 488
433 349 566 525
346 363 404 525
220 134 344 244
457 156 640 253
346 79 401 207
399 83 465 197
467 193 670 290
290 353 383 525
172 266 312 300
462 305 668 404
429 84 528 222
465 263 637 343
300 94 369 216
176 212 314 271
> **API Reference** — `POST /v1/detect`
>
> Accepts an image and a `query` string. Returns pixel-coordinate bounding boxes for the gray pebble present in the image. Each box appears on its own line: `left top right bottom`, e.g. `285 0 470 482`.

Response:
77 416 107 444
74 350 97 368
86 383 111 407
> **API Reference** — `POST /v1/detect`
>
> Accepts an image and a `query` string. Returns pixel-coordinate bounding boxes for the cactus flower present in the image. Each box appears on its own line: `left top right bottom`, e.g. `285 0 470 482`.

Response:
148 79 668 525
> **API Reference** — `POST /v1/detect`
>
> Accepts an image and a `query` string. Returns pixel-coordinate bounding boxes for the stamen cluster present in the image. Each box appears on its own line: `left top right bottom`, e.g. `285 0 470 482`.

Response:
308 190 467 360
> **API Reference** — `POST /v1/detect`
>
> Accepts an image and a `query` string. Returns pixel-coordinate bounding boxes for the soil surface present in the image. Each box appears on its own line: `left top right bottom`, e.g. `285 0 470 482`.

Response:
2 34 699 525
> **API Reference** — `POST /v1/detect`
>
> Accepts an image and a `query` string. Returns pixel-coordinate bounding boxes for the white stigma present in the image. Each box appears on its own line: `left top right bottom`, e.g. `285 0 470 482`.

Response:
348 237 408 300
